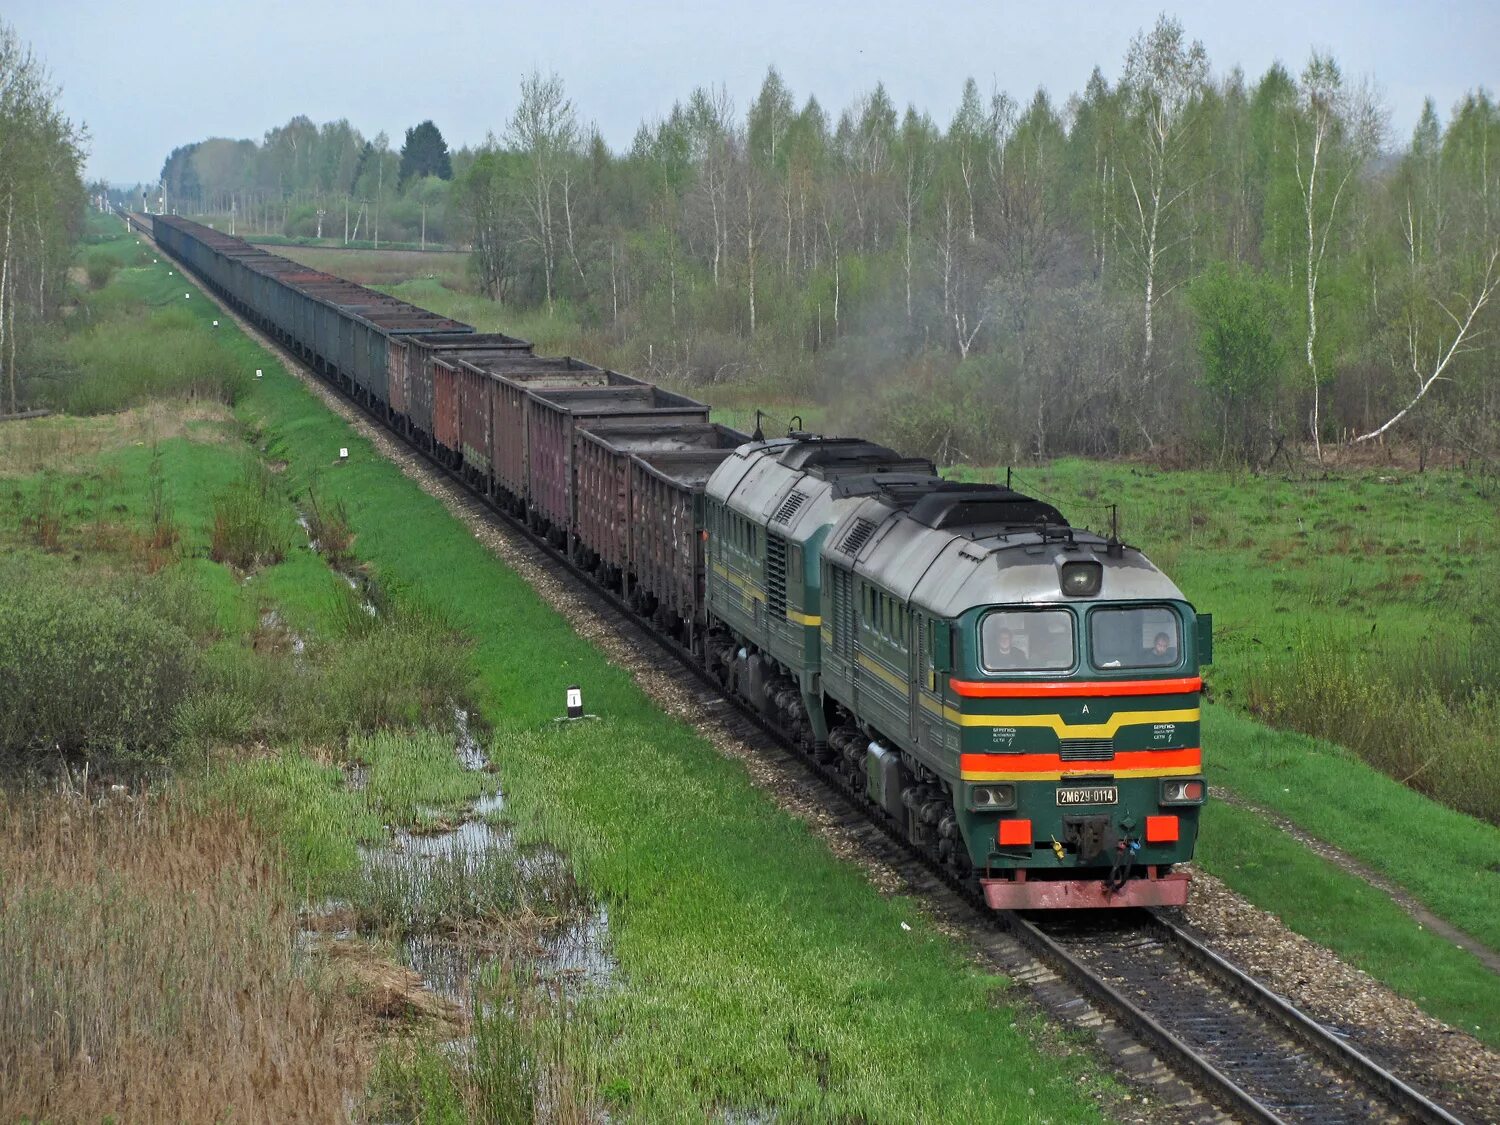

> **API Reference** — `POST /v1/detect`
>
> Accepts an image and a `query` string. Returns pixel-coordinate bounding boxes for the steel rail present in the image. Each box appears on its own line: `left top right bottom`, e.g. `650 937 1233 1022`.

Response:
145 222 1470 1125
1147 911 1465 1125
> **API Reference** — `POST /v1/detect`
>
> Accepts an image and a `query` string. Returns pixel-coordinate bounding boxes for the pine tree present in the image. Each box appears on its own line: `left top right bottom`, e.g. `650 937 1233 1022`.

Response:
398 121 453 186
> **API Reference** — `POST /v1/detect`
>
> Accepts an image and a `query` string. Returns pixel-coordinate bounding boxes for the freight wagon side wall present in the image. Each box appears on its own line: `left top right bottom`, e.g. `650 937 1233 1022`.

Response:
630 462 710 627
573 434 633 573
388 339 409 416
492 380 533 503
433 359 461 453
459 363 493 475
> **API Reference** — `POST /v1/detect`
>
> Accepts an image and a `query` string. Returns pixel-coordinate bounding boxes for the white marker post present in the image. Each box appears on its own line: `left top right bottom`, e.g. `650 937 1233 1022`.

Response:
338 448 349 461
566 685 584 720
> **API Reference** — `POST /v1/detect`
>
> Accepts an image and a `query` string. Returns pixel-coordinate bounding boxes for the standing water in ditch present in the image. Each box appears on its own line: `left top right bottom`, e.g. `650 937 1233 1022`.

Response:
294 504 614 1013
311 712 615 1013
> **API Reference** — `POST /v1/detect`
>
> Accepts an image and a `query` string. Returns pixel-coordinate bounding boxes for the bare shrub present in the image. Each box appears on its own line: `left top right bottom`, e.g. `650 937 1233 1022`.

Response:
0 559 197 770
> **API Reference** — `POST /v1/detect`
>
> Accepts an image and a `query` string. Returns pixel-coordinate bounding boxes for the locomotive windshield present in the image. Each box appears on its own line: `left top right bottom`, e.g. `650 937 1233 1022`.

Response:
1089 606 1181 669
980 608 1075 672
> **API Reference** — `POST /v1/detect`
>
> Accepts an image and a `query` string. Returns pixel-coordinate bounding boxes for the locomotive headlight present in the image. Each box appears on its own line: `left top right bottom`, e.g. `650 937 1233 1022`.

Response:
1059 560 1103 597
1160 778 1206 806
968 783 1017 810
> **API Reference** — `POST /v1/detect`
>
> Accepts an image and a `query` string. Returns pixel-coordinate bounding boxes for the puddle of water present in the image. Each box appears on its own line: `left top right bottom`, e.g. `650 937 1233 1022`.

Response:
333 712 614 1012
453 707 490 773
295 512 319 552
257 607 306 655
540 902 614 990
297 511 377 614
392 810 507 862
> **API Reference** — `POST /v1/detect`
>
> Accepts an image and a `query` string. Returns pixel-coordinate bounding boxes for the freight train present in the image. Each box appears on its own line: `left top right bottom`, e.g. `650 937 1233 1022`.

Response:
147 213 1211 910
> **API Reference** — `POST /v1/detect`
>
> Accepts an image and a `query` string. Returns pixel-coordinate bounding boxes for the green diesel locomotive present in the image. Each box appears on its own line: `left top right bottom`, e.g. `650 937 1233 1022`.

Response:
702 435 1210 909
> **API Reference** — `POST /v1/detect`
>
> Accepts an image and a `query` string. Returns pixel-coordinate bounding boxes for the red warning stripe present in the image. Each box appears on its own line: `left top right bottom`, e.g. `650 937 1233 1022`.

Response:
948 676 1202 699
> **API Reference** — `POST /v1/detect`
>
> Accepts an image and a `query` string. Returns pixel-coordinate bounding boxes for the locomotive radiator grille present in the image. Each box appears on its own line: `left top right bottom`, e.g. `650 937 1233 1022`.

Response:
765 533 788 619
1058 738 1115 761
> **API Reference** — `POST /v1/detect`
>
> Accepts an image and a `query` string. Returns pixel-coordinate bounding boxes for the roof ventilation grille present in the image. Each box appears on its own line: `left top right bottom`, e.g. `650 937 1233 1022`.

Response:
840 518 879 556
773 490 809 525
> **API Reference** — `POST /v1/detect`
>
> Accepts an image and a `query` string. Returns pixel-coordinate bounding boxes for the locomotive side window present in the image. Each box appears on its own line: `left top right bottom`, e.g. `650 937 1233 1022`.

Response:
980 609 1075 672
1089 606 1181 669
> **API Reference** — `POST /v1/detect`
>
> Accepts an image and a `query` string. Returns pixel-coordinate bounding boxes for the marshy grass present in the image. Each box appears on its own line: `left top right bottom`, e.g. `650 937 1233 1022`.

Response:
0 790 363 1123
56 305 253 415
1245 624 1500 824
210 457 291 570
354 728 496 828
352 841 536 933
367 958 603 1125
303 483 355 568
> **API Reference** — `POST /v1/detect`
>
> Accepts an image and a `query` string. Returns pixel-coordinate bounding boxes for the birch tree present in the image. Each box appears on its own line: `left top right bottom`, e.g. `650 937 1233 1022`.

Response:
506 71 580 310
0 20 85 413
1286 53 1383 457
1356 96 1499 443
1117 15 1209 382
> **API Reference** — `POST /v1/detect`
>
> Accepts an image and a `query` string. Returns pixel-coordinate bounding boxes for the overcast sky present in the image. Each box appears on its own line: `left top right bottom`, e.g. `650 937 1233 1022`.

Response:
9 0 1497 184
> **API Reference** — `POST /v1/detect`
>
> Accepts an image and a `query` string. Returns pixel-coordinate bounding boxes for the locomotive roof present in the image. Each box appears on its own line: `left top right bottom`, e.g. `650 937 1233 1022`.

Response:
705 433 1185 615
828 487 1185 617
705 436 939 552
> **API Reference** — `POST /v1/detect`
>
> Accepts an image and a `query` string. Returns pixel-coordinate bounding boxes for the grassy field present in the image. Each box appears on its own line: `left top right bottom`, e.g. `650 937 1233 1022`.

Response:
274 245 471 289
2 225 1118 1121
10 224 1494 1125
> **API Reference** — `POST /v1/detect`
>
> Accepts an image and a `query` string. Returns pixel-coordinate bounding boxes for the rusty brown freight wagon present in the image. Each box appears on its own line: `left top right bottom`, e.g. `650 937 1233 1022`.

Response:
574 422 746 591
433 357 461 461
398 333 531 444
482 357 634 510
631 448 746 640
525 385 709 544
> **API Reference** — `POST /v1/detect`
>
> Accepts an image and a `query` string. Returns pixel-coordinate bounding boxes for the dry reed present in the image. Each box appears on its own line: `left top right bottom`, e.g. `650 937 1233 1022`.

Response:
0 790 366 1122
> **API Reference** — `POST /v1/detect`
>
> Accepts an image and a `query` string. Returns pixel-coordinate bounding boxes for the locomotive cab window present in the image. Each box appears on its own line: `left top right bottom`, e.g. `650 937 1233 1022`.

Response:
980 609 1075 673
1089 606 1181 669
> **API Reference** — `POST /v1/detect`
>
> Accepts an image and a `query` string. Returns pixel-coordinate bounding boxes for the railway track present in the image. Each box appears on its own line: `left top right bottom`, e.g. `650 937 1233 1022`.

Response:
139 215 1471 1124
1019 911 1464 1125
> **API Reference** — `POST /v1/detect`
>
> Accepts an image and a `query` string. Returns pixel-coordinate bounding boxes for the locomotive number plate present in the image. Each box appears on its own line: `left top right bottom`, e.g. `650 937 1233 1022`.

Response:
1056 786 1118 806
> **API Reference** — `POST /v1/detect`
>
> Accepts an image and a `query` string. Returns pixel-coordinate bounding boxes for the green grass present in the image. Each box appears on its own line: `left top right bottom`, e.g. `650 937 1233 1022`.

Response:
951 459 1497 692
1196 799 1500 1045
272 245 470 289
355 729 497 829
208 753 384 895
1203 705 1500 959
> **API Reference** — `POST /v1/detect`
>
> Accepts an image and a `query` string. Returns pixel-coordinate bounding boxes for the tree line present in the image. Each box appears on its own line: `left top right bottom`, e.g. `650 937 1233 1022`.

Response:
0 19 87 414
156 117 454 245
162 16 1499 464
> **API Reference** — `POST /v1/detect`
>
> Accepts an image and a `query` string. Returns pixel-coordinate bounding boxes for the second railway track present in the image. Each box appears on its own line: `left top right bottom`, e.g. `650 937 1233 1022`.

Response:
134 210 1475 1125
